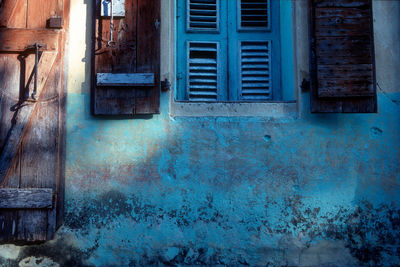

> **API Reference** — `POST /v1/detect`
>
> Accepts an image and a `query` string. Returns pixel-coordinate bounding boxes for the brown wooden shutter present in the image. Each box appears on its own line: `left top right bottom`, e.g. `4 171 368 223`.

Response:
309 0 377 113
93 0 161 115
0 0 69 243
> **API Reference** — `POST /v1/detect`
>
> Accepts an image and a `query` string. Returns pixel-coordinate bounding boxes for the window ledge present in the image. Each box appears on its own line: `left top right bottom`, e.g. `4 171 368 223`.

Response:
170 100 298 117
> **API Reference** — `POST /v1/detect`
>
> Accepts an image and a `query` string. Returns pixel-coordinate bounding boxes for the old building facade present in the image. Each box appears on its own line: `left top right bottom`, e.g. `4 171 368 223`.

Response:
0 0 399 266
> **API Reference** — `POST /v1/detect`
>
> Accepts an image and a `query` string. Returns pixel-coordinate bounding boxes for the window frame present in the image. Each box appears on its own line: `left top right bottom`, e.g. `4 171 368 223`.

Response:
168 0 297 117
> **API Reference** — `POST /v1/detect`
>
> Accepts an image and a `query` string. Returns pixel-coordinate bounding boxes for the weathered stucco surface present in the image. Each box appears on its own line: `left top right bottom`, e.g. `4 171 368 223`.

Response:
1 0 400 266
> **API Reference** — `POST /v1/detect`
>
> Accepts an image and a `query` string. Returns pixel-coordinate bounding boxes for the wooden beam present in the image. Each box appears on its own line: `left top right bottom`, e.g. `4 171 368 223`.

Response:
0 29 59 52
0 51 58 185
0 0 20 27
97 73 155 86
0 188 53 209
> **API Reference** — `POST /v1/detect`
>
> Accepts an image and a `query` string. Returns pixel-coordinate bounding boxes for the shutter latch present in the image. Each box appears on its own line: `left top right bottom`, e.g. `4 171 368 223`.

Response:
25 43 46 101
154 19 160 30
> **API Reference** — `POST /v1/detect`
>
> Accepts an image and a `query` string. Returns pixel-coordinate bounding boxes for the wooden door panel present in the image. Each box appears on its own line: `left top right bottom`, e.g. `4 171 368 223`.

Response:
0 55 21 148
0 0 68 243
0 149 20 242
93 0 160 115
0 51 58 184
0 0 27 28
0 0 20 27
27 0 63 29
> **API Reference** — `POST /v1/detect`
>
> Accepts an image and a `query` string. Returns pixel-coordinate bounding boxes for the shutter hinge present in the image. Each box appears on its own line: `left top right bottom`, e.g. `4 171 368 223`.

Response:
161 78 171 92
301 78 310 92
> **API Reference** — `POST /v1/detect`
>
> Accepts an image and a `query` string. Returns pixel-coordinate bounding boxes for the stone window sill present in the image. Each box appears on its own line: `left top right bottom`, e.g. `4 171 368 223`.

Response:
170 100 298 117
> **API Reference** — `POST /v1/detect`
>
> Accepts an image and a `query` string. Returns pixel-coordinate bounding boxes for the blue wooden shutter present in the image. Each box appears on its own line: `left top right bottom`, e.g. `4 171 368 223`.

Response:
227 0 280 101
176 0 279 101
177 0 227 101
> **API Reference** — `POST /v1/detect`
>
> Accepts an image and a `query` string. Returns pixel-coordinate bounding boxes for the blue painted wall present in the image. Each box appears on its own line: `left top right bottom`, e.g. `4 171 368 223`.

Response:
54 90 400 266
0 1 399 266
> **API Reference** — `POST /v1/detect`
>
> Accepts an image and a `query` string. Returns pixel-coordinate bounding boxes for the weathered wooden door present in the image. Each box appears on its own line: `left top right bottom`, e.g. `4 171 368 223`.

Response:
0 0 69 242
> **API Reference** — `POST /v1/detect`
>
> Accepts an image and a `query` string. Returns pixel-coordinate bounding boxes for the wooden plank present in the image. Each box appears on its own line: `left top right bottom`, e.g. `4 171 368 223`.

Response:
0 211 17 242
309 0 341 113
27 0 64 28
5 0 27 28
58 0 70 228
316 36 371 57
16 210 48 242
315 7 371 37
313 0 370 8
97 73 155 86
94 87 137 115
19 54 62 240
342 96 376 113
317 64 374 97
0 51 57 185
0 29 59 52
0 188 53 209
135 0 160 114
316 36 372 63
94 0 137 74
0 0 19 27
0 55 21 149
0 55 27 241
0 147 21 242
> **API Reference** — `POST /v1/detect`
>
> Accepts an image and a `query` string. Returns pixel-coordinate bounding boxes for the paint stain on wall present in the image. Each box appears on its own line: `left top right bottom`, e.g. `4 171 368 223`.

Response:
263 135 272 143
370 126 383 139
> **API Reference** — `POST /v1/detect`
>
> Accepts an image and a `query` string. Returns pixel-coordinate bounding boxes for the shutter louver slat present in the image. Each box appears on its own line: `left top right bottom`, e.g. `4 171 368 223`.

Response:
188 42 218 101
240 41 271 100
188 0 219 32
240 0 269 29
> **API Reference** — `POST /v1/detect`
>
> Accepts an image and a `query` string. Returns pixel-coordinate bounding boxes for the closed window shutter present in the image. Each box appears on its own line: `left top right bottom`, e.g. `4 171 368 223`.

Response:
177 0 279 102
187 42 219 101
310 0 377 113
177 0 227 101
234 0 279 101
93 0 161 115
